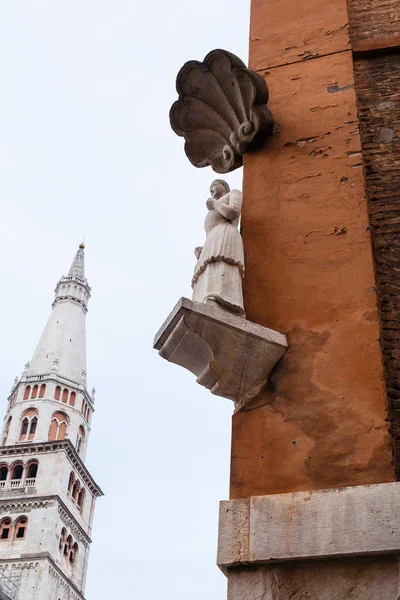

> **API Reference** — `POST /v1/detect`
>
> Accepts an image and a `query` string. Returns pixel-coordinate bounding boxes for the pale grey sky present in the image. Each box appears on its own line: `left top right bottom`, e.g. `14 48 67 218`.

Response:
0 2 249 598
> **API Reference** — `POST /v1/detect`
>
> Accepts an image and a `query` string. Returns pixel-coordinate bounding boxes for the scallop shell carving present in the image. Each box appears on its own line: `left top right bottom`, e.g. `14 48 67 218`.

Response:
170 49 274 174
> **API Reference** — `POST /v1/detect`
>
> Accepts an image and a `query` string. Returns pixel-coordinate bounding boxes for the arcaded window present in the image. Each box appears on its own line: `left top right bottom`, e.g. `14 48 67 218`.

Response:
54 386 61 401
62 388 69 403
11 464 23 480
39 384 46 398
23 386 31 400
3 417 11 445
69 391 76 407
19 409 39 442
26 462 38 479
0 466 8 482
48 411 69 441
31 385 38 399
14 517 27 540
0 519 11 540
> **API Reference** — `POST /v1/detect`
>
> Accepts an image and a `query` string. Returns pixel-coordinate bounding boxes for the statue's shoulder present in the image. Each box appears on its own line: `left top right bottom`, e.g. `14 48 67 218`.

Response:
230 189 242 199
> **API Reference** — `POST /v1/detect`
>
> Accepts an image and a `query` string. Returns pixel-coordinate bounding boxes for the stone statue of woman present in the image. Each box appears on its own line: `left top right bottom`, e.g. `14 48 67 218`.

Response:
192 179 245 316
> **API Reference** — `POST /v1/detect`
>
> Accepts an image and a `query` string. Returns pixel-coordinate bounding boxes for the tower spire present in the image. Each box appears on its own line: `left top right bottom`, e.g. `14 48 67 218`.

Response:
27 244 91 382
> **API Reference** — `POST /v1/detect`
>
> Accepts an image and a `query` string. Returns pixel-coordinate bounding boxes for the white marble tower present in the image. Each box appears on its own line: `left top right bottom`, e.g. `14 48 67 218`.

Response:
0 244 102 600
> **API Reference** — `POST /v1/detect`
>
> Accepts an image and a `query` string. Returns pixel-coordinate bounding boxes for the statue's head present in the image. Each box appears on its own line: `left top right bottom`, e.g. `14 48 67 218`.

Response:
210 179 230 199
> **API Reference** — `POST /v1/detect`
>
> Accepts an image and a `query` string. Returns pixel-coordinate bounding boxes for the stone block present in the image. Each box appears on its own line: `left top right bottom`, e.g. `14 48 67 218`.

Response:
154 298 287 410
218 482 400 571
227 559 400 600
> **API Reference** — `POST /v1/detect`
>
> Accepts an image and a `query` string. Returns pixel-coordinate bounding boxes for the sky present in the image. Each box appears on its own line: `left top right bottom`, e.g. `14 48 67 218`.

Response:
0 2 249 598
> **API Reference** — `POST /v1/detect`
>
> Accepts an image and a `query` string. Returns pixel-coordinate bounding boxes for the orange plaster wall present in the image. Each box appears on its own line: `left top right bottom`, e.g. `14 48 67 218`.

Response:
230 0 395 499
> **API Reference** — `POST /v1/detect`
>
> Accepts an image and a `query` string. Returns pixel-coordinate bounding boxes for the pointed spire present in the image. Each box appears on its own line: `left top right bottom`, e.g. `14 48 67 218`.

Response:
68 243 86 280
26 244 91 382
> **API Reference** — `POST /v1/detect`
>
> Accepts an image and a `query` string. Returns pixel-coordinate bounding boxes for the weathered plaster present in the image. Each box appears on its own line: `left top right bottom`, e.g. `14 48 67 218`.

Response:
230 1 394 498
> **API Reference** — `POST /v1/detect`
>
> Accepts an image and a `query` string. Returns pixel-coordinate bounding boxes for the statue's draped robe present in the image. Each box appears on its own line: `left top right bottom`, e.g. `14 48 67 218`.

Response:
192 189 245 315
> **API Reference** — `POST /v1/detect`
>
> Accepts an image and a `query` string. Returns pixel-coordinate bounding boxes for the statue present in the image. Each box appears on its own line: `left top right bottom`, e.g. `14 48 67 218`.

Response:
192 180 245 316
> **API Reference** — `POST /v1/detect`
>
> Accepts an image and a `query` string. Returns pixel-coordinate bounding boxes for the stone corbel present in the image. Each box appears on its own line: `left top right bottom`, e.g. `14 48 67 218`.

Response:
153 298 287 411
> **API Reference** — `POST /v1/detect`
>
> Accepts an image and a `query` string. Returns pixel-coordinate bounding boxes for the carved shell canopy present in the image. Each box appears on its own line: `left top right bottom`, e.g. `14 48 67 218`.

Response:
170 49 274 174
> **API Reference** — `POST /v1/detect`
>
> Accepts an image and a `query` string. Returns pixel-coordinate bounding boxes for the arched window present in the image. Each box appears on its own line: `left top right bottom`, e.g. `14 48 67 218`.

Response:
28 418 38 441
23 386 31 400
0 519 11 540
0 466 8 482
64 535 72 557
72 480 80 502
48 412 69 441
19 409 39 442
59 527 67 551
70 541 78 564
26 462 38 480
19 418 29 442
54 386 61 401
3 417 11 445
39 384 46 398
8 393 16 410
31 385 38 399
76 426 85 455
69 391 76 407
11 464 23 480
14 517 27 540
77 488 85 512
68 472 75 495
62 389 69 403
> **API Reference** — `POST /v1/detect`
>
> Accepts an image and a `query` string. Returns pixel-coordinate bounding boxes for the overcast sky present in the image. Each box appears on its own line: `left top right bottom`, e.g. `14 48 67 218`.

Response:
0 2 250 598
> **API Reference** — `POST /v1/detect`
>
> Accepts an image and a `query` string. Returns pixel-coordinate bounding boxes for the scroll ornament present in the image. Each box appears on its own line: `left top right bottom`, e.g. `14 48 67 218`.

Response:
170 49 274 174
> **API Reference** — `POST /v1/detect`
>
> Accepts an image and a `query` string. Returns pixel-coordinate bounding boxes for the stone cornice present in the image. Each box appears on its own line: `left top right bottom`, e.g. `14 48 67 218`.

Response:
0 497 55 512
0 441 103 497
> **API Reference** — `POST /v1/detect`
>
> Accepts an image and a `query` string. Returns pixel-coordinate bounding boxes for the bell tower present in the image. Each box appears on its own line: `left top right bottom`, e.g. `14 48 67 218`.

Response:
0 244 102 600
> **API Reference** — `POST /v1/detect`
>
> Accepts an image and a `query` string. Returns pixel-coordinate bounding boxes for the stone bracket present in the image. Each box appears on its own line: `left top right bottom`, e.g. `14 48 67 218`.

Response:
153 298 287 410
217 483 400 573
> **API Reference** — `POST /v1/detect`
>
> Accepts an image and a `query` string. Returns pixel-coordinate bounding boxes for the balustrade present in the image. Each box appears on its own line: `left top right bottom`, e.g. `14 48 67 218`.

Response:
0 479 37 491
